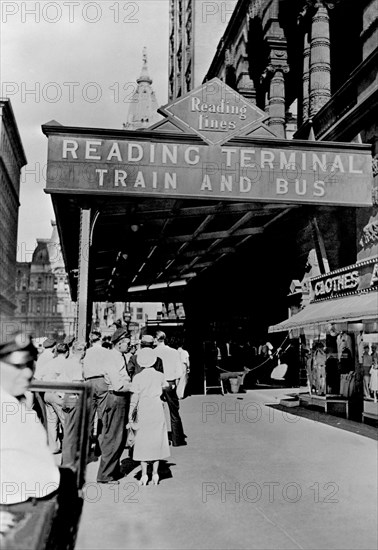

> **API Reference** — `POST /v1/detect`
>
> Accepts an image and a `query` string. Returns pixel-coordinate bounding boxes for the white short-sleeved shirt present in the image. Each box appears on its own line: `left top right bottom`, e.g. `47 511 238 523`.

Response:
0 387 61 504
82 342 112 378
103 349 131 392
155 344 185 380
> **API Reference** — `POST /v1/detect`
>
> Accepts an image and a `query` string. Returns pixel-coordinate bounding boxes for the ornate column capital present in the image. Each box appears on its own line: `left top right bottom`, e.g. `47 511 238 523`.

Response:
264 49 290 77
298 0 340 22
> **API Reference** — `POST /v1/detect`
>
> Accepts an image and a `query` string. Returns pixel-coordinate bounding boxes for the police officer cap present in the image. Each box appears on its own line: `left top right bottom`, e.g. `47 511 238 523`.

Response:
0 333 38 365
43 338 56 349
111 328 129 344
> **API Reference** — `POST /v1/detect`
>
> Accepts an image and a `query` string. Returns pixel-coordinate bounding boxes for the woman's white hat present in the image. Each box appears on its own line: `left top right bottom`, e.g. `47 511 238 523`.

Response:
137 348 156 368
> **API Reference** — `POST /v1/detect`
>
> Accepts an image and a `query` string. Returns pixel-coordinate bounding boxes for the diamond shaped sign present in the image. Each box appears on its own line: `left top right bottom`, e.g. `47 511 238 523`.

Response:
159 78 267 146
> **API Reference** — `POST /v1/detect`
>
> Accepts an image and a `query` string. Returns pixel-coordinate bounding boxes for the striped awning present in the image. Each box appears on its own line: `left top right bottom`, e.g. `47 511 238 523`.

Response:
268 291 378 333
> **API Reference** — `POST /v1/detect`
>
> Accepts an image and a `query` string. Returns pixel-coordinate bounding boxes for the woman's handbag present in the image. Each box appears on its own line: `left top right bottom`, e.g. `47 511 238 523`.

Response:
130 404 138 424
125 404 139 448
125 426 136 448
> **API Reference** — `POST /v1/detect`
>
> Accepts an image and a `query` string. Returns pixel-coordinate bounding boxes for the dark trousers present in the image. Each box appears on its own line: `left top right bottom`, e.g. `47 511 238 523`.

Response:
96 392 130 482
163 381 185 445
86 377 108 440
61 395 80 470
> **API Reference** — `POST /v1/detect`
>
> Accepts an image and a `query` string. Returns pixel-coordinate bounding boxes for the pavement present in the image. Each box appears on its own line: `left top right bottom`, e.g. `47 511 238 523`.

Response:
75 388 378 550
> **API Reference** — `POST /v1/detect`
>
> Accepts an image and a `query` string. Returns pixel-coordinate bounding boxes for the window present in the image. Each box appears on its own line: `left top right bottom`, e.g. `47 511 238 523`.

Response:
136 307 143 321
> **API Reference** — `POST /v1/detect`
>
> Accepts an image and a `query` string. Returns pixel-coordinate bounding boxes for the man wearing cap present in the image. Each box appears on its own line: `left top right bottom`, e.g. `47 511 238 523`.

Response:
34 343 69 454
96 328 132 483
127 334 163 380
0 333 61 507
60 340 85 470
82 330 110 447
155 331 186 447
34 337 56 375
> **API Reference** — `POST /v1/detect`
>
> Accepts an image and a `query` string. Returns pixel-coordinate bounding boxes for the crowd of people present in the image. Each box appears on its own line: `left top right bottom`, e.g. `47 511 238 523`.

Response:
13 329 189 486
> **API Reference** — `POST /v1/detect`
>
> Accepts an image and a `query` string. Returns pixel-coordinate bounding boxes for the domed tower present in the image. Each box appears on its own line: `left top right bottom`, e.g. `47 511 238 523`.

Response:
123 47 162 130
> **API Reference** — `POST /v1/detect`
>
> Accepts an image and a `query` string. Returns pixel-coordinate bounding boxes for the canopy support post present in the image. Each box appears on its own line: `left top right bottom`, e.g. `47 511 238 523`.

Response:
76 208 92 343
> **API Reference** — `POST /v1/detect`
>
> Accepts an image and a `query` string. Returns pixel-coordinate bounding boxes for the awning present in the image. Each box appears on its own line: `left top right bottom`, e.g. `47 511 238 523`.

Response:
268 291 378 333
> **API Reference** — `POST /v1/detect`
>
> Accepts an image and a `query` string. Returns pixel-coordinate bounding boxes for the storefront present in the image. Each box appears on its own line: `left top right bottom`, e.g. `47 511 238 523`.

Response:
269 256 378 423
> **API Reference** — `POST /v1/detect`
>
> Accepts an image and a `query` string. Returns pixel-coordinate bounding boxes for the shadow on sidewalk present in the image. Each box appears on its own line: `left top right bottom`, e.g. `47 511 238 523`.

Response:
267 404 378 441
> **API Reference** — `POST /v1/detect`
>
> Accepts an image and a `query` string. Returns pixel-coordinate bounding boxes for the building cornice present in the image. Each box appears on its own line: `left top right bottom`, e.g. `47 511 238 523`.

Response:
204 0 250 81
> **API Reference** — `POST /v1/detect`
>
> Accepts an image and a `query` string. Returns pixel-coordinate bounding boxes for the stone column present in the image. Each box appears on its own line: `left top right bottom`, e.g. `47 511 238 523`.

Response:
302 30 311 122
76 208 91 343
266 50 289 138
309 0 332 116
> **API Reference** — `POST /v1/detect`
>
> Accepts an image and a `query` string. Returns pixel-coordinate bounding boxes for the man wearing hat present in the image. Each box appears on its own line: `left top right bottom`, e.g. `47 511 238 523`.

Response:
34 342 69 454
34 337 57 375
82 330 110 447
155 331 186 447
127 334 163 380
96 328 132 483
0 333 60 506
60 340 86 470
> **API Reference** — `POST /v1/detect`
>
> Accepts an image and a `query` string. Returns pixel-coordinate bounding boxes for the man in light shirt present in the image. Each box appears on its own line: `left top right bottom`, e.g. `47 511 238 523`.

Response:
34 342 69 454
34 337 56 377
0 333 83 549
82 330 110 447
60 341 85 470
96 328 132 484
0 333 61 505
177 341 190 399
155 331 186 447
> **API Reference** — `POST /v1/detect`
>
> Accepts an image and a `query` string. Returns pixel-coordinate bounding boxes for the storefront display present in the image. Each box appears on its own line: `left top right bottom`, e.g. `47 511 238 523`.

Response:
269 256 378 423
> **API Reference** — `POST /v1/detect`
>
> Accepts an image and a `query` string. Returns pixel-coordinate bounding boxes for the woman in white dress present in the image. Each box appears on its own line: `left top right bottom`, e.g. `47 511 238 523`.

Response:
127 348 170 486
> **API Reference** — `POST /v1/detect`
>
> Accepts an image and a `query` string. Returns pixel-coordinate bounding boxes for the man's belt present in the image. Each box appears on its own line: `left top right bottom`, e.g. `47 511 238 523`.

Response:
84 375 104 381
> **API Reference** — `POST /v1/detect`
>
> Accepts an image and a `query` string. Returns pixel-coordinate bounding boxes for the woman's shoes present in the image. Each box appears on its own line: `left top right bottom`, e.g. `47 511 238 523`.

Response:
139 475 148 486
152 474 159 485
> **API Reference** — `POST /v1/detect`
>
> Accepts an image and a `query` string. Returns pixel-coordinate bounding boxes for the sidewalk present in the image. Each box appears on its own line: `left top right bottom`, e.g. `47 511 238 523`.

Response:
75 389 378 550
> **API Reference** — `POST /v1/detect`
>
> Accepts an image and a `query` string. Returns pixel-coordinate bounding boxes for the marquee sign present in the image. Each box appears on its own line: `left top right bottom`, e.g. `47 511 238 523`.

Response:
44 78 373 206
311 256 378 301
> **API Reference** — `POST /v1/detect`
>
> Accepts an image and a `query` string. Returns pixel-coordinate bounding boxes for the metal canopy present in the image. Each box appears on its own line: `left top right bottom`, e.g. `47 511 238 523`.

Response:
52 193 298 302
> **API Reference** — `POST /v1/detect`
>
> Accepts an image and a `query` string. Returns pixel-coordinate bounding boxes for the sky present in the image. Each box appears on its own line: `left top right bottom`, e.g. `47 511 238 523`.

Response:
1 0 169 261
